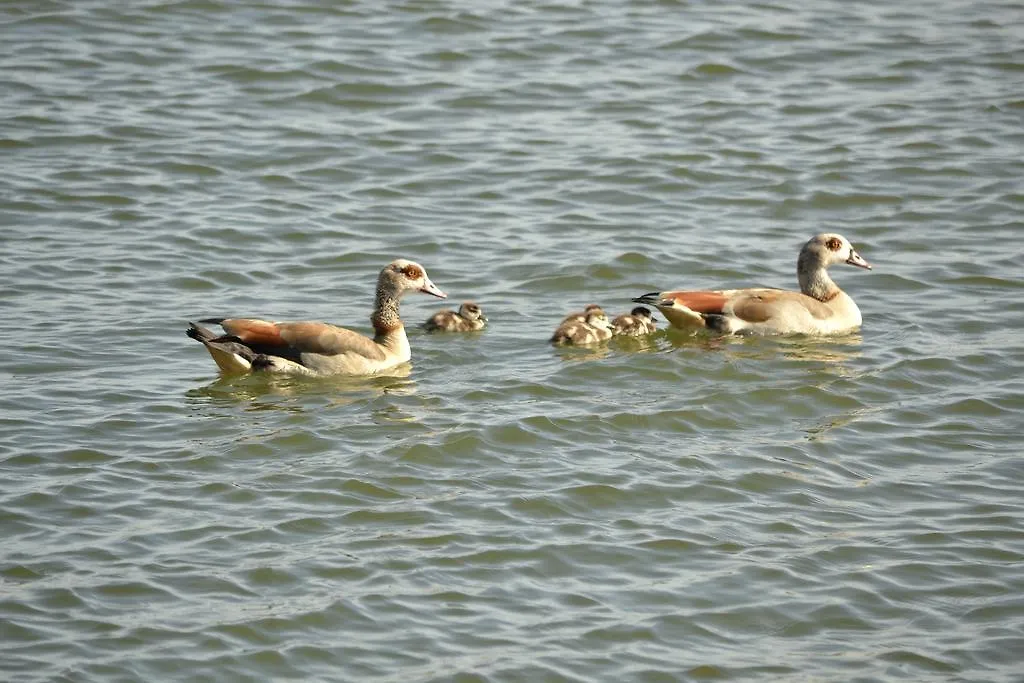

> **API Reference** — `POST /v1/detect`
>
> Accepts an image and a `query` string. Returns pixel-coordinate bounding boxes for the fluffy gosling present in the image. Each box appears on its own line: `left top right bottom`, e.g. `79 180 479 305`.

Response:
551 309 613 345
424 301 487 332
611 306 657 337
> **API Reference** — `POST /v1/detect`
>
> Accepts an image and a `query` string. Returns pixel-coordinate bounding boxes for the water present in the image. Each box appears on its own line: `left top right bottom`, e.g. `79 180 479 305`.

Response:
2 1 1023 680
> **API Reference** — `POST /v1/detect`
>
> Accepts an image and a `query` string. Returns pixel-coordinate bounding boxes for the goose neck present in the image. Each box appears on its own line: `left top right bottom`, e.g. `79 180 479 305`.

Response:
372 283 403 336
797 254 840 302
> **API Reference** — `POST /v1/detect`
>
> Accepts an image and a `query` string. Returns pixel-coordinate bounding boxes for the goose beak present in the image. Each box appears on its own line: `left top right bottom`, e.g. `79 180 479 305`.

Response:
846 250 872 270
420 278 447 298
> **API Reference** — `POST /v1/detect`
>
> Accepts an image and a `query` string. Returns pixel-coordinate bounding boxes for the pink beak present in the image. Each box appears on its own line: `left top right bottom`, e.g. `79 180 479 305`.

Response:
846 250 872 270
420 278 447 298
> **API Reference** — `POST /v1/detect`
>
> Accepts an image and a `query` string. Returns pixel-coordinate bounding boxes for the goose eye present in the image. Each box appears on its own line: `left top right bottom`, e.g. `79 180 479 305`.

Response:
825 237 843 252
401 264 423 280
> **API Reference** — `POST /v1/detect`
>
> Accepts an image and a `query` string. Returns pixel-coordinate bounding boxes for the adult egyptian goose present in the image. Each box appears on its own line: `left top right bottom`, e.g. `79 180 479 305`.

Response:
633 233 871 335
423 301 487 332
551 309 614 345
561 303 604 324
611 306 657 337
186 259 446 375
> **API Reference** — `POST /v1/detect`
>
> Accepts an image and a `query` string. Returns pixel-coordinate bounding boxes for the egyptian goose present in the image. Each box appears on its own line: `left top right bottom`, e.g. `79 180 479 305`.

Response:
561 303 604 324
551 309 614 345
611 306 658 337
186 259 446 375
423 301 487 332
633 233 871 335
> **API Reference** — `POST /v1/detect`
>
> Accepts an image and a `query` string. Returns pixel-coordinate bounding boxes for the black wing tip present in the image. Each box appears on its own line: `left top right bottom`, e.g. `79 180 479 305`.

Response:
187 319 230 342
632 292 661 305
186 321 213 342
186 321 242 345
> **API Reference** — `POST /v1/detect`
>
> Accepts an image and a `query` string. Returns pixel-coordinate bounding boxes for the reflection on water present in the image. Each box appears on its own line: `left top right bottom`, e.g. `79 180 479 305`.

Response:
740 334 864 367
803 406 880 443
369 401 421 426
662 327 863 365
774 333 863 362
185 363 416 411
609 335 661 354
550 343 613 362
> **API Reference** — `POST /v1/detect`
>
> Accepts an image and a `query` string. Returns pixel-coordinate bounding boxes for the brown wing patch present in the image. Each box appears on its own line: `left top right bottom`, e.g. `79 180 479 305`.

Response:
730 296 776 323
219 319 289 348
663 291 728 314
826 237 842 251
401 264 423 280
277 322 387 360
729 290 792 323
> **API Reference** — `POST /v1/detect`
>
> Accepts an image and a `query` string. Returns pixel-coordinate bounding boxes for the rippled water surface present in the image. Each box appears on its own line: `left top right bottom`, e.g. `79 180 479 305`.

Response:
3 1 1024 681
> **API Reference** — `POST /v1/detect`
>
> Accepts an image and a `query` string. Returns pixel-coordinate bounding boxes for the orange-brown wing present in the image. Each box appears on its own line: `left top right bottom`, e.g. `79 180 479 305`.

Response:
219 319 288 348
660 291 729 314
219 319 386 360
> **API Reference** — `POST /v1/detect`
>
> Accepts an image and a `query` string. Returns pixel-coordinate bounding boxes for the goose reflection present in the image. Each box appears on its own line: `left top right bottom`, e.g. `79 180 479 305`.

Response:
550 343 612 362
773 333 863 365
661 328 862 366
185 363 415 411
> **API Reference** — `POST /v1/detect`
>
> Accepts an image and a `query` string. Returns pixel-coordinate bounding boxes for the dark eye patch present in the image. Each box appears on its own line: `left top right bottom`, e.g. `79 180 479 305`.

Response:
826 237 842 251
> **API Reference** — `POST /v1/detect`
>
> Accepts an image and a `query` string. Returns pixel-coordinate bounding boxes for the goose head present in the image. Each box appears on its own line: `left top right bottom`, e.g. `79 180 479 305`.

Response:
381 259 447 299
802 234 872 272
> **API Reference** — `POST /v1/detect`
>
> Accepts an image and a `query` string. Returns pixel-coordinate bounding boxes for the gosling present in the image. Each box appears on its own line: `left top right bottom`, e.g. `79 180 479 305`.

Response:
551 309 613 345
611 306 657 337
424 301 487 332
560 303 604 324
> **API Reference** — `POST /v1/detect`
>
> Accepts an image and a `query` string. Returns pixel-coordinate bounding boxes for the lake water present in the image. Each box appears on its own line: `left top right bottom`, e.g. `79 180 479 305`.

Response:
2 1 1023 681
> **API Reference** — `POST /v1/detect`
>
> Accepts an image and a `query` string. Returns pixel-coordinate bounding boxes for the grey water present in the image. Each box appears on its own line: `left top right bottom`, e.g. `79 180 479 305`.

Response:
2 1 1023 681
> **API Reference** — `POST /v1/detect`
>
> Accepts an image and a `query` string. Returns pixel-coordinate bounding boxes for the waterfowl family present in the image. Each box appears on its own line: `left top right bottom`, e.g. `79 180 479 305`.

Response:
186 234 872 378
424 301 487 332
633 233 871 335
551 309 613 345
612 306 657 337
186 259 446 375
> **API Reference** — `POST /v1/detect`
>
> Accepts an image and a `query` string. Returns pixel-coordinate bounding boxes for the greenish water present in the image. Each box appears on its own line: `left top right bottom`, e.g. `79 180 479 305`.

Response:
2 1 1023 681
